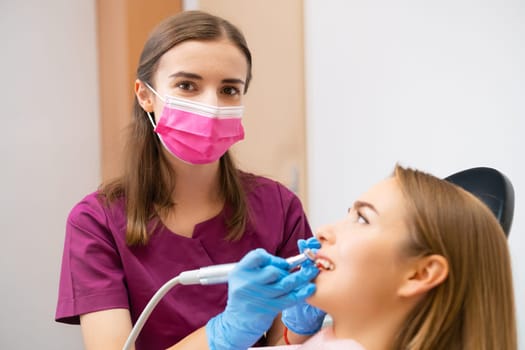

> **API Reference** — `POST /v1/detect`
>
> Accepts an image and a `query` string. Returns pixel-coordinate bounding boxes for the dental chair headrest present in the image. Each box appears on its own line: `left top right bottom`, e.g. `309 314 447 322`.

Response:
445 167 514 237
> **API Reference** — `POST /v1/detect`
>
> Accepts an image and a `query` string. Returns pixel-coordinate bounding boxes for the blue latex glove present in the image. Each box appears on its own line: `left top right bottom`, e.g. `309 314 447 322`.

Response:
281 238 327 335
206 248 319 350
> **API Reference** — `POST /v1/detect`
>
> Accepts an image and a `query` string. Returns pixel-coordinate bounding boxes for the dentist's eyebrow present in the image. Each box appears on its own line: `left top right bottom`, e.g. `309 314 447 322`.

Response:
168 72 245 86
169 71 202 80
222 78 245 86
353 200 379 215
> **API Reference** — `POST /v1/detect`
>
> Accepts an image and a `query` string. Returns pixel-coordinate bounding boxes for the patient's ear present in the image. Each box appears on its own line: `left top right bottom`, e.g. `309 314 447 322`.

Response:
398 255 449 298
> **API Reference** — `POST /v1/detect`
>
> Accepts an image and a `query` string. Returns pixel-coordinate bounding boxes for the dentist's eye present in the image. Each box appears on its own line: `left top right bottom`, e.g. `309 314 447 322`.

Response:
176 81 197 91
222 86 241 96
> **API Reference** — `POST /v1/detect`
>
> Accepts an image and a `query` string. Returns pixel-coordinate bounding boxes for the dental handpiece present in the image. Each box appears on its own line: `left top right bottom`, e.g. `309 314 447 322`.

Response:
122 250 317 350
178 249 316 285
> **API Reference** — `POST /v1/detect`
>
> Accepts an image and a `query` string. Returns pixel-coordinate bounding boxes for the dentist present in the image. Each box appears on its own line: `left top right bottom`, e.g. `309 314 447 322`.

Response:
55 10 324 350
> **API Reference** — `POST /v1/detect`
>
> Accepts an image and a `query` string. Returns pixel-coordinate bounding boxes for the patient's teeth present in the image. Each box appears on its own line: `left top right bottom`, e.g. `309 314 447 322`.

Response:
315 258 334 271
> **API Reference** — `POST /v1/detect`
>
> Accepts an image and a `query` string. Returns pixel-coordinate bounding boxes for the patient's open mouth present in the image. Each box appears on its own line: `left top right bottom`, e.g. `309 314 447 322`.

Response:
315 257 335 271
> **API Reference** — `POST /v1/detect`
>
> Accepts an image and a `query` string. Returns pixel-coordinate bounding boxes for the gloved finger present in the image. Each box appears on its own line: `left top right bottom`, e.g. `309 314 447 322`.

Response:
274 282 317 306
296 238 320 268
297 239 307 253
274 264 319 295
259 282 316 311
306 237 321 248
298 237 321 252
236 264 289 286
237 248 289 270
234 264 318 300
242 266 301 298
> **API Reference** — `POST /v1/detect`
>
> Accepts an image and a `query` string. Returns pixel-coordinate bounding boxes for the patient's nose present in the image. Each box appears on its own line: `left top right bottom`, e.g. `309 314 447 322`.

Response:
315 226 335 244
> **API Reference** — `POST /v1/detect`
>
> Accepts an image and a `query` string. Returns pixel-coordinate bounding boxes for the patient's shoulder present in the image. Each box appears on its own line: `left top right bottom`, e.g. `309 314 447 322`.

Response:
248 328 366 350
297 327 366 349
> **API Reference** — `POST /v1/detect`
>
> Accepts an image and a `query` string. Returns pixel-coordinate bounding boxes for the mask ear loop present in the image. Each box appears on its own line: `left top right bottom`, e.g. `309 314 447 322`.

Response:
146 112 156 129
143 82 165 129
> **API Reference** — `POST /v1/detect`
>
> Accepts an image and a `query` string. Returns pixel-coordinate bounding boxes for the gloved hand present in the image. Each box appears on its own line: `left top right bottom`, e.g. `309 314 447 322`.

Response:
206 248 319 350
281 237 327 335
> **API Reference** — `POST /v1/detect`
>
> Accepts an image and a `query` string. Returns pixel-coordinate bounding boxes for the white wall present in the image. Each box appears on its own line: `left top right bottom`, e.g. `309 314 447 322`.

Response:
305 0 524 347
0 0 99 348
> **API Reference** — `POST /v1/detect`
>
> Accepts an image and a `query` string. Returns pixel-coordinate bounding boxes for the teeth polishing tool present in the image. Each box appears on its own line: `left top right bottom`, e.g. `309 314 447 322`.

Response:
122 249 318 350
178 248 318 285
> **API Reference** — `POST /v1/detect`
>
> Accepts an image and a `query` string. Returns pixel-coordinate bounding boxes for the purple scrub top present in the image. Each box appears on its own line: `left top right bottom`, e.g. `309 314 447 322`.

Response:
55 174 312 349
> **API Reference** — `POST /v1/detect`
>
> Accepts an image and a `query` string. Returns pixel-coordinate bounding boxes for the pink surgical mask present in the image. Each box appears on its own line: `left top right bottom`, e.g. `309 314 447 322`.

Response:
145 83 244 164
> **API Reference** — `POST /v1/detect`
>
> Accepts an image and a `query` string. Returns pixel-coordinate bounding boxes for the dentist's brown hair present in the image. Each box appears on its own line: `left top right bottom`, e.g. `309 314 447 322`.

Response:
101 11 253 245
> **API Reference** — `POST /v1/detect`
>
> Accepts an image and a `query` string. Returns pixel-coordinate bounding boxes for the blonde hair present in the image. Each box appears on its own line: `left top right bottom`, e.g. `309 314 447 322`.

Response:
393 165 516 350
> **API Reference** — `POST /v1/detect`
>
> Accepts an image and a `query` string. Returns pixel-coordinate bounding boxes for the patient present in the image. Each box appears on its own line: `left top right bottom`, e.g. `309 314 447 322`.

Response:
273 164 517 349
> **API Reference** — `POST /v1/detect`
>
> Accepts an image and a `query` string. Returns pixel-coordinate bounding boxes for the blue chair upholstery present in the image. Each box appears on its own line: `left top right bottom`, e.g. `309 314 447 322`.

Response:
445 167 514 237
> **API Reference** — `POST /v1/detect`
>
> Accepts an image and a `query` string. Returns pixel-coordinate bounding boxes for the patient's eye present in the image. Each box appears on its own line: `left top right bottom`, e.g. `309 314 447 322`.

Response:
357 211 369 224
348 207 369 224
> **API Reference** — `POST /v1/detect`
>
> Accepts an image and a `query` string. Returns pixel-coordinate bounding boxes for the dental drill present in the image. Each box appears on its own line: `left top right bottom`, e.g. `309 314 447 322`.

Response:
122 250 316 350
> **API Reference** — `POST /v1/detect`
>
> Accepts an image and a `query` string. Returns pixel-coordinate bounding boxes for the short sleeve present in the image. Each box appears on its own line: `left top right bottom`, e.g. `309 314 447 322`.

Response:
55 194 129 324
276 184 314 258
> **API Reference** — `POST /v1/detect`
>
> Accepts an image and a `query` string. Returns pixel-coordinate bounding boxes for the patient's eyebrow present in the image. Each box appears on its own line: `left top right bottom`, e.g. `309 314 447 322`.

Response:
353 200 379 215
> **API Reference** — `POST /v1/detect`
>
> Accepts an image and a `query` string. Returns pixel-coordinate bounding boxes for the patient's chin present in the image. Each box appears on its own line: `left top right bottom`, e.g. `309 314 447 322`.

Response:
306 286 326 308
307 274 342 314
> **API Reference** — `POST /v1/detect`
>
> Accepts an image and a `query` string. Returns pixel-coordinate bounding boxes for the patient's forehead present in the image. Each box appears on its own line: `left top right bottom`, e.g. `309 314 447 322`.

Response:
358 177 406 218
